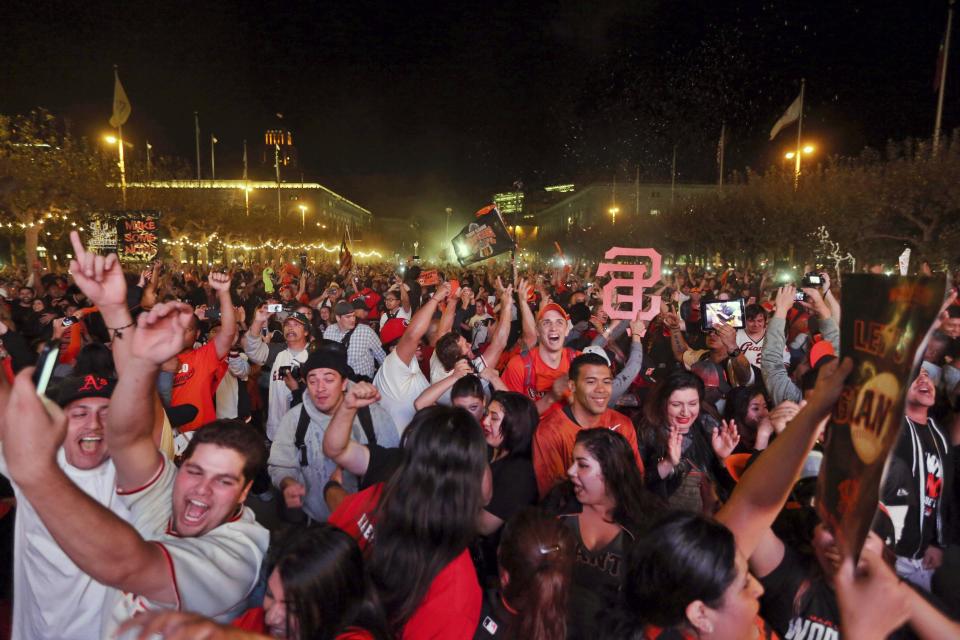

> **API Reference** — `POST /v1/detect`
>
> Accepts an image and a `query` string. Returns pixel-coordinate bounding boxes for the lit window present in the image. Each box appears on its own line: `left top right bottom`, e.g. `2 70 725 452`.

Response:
650 209 660 216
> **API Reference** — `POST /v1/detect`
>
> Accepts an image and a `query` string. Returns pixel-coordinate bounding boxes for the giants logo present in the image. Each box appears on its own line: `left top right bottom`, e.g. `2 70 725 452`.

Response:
595 247 662 322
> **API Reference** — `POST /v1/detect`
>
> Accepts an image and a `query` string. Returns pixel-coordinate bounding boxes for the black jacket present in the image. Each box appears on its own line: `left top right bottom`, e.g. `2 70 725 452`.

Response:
881 416 955 558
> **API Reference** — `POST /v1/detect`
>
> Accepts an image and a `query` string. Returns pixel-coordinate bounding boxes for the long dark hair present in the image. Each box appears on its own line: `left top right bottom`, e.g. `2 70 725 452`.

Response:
611 511 738 634
724 385 767 450
489 391 538 458
370 405 488 628
575 428 664 535
640 370 705 452
267 524 389 640
499 509 576 640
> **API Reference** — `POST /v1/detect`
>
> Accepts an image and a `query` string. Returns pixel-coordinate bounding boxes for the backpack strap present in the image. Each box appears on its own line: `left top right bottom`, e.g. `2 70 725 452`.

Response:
294 404 311 466
357 405 377 446
340 327 357 350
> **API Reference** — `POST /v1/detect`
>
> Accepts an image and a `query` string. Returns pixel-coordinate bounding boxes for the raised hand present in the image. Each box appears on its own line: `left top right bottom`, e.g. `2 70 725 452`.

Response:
69 230 127 308
773 285 797 318
715 323 738 351
711 419 740 460
516 278 531 303
1 368 68 487
130 302 195 365
666 426 683 466
343 381 381 410
207 271 231 294
768 400 802 434
629 312 648 340
434 281 452 302
451 359 473 379
282 481 306 509
806 357 854 417
835 546 910 640
663 310 682 331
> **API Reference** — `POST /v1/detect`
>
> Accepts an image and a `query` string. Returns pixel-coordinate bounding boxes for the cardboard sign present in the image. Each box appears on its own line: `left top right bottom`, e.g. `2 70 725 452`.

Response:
452 206 515 266
594 248 662 321
816 275 945 560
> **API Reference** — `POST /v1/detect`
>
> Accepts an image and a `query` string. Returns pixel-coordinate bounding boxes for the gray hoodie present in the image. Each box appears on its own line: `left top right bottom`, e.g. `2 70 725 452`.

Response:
267 392 399 521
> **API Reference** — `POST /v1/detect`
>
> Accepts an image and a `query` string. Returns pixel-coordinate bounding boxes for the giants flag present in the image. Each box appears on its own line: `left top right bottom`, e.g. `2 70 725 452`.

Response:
339 234 353 272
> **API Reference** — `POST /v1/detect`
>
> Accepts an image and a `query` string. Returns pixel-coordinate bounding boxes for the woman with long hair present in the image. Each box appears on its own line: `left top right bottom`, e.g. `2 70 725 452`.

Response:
604 358 854 639
329 405 490 639
543 427 664 638
476 508 576 640
116 524 388 640
475 391 540 581
637 370 739 513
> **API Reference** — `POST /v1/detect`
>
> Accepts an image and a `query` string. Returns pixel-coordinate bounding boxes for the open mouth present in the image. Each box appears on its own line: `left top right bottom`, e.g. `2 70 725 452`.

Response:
78 435 103 454
183 498 210 525
546 333 561 347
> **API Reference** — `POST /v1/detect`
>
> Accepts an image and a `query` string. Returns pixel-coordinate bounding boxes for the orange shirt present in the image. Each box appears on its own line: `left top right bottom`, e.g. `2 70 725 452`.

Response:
533 405 643 498
171 342 225 433
502 347 578 401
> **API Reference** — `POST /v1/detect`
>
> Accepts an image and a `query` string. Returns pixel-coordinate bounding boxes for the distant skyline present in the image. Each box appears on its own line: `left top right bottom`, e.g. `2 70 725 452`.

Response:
2 1 956 224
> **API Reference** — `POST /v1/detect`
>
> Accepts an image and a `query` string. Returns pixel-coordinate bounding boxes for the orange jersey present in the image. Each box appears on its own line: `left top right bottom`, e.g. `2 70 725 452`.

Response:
533 405 642 498
502 347 578 401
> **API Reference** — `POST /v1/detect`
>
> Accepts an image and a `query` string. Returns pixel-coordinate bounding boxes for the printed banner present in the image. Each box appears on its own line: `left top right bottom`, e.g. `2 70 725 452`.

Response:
817 275 945 559
594 248 662 321
451 206 515 266
417 269 439 286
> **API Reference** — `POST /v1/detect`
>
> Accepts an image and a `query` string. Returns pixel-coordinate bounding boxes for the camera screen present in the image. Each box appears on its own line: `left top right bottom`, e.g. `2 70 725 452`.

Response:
701 299 746 330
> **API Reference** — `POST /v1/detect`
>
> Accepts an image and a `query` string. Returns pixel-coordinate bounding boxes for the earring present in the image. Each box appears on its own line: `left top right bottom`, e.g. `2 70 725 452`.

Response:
702 622 714 634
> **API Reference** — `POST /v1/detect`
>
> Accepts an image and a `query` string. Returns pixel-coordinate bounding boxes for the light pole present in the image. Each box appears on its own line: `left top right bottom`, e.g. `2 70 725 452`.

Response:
784 144 815 175
298 204 307 229
145 141 152 181
104 135 131 208
608 206 620 226
445 207 452 261
210 135 218 180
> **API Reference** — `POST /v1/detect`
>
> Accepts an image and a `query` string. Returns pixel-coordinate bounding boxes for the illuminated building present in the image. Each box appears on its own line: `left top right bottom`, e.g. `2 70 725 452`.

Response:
262 128 299 178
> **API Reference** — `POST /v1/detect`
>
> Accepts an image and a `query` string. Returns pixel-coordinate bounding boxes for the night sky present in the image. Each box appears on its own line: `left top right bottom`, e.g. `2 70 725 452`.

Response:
2 0 956 224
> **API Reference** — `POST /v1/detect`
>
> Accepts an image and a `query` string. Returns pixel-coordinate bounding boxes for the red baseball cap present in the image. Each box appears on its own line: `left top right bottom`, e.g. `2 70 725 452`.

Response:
380 318 408 346
536 302 570 322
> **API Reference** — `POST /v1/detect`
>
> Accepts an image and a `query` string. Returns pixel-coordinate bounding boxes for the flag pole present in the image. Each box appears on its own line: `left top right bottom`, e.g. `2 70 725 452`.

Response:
934 0 955 153
670 145 677 207
793 79 805 190
113 66 127 208
210 134 216 180
194 111 201 185
718 122 726 189
243 139 249 216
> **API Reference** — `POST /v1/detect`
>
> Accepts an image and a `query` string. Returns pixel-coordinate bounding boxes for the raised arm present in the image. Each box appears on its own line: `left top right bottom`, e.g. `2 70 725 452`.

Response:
662 311 690 362
321 382 380 476
414 360 473 410
434 284 457 342
68 231 133 372
478 284 514 368
243 305 271 365
396 282 450 366
0 369 175 605
208 272 237 359
516 279 538 349
109 302 197 489
717 357 852 558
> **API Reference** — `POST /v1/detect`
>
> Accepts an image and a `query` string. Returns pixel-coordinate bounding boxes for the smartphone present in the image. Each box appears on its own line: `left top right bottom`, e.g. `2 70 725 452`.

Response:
267 304 284 313
794 291 806 302
61 316 80 328
206 305 222 321
33 340 61 397
701 299 746 331
277 365 292 378
802 272 823 288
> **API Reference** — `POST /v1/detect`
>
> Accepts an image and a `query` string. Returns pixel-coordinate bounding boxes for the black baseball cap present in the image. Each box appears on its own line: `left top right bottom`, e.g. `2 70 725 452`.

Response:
57 374 116 407
301 349 351 379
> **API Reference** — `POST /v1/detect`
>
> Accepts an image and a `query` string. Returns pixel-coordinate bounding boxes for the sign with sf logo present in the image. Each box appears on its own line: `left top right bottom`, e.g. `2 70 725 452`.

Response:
595 247 662 321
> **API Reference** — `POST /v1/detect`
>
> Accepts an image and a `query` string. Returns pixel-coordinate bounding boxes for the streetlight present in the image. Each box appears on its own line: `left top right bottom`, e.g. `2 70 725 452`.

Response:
784 145 815 161
298 204 308 229
445 207 453 262
608 206 620 225
103 134 129 208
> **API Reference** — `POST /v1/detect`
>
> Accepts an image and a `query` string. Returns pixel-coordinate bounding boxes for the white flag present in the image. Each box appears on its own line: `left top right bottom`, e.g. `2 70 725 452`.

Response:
109 71 131 128
898 248 911 276
769 92 801 140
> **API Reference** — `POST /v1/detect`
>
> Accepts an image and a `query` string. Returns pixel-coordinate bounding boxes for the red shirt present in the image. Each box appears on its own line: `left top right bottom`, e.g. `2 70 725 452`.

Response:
502 347 579 400
171 343 225 432
330 484 482 640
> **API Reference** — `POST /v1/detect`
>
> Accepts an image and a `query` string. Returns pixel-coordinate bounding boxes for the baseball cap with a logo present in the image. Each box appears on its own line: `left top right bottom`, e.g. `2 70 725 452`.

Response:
57 375 117 407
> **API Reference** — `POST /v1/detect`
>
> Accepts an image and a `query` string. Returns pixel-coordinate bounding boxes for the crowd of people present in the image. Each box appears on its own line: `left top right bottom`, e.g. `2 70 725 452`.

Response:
0 231 959 639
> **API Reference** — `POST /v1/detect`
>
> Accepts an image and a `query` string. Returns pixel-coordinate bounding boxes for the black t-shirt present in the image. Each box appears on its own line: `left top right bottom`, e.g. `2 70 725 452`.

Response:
759 545 840 640
475 456 539 580
562 514 629 640
917 425 944 550
360 443 402 490
473 590 514 639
